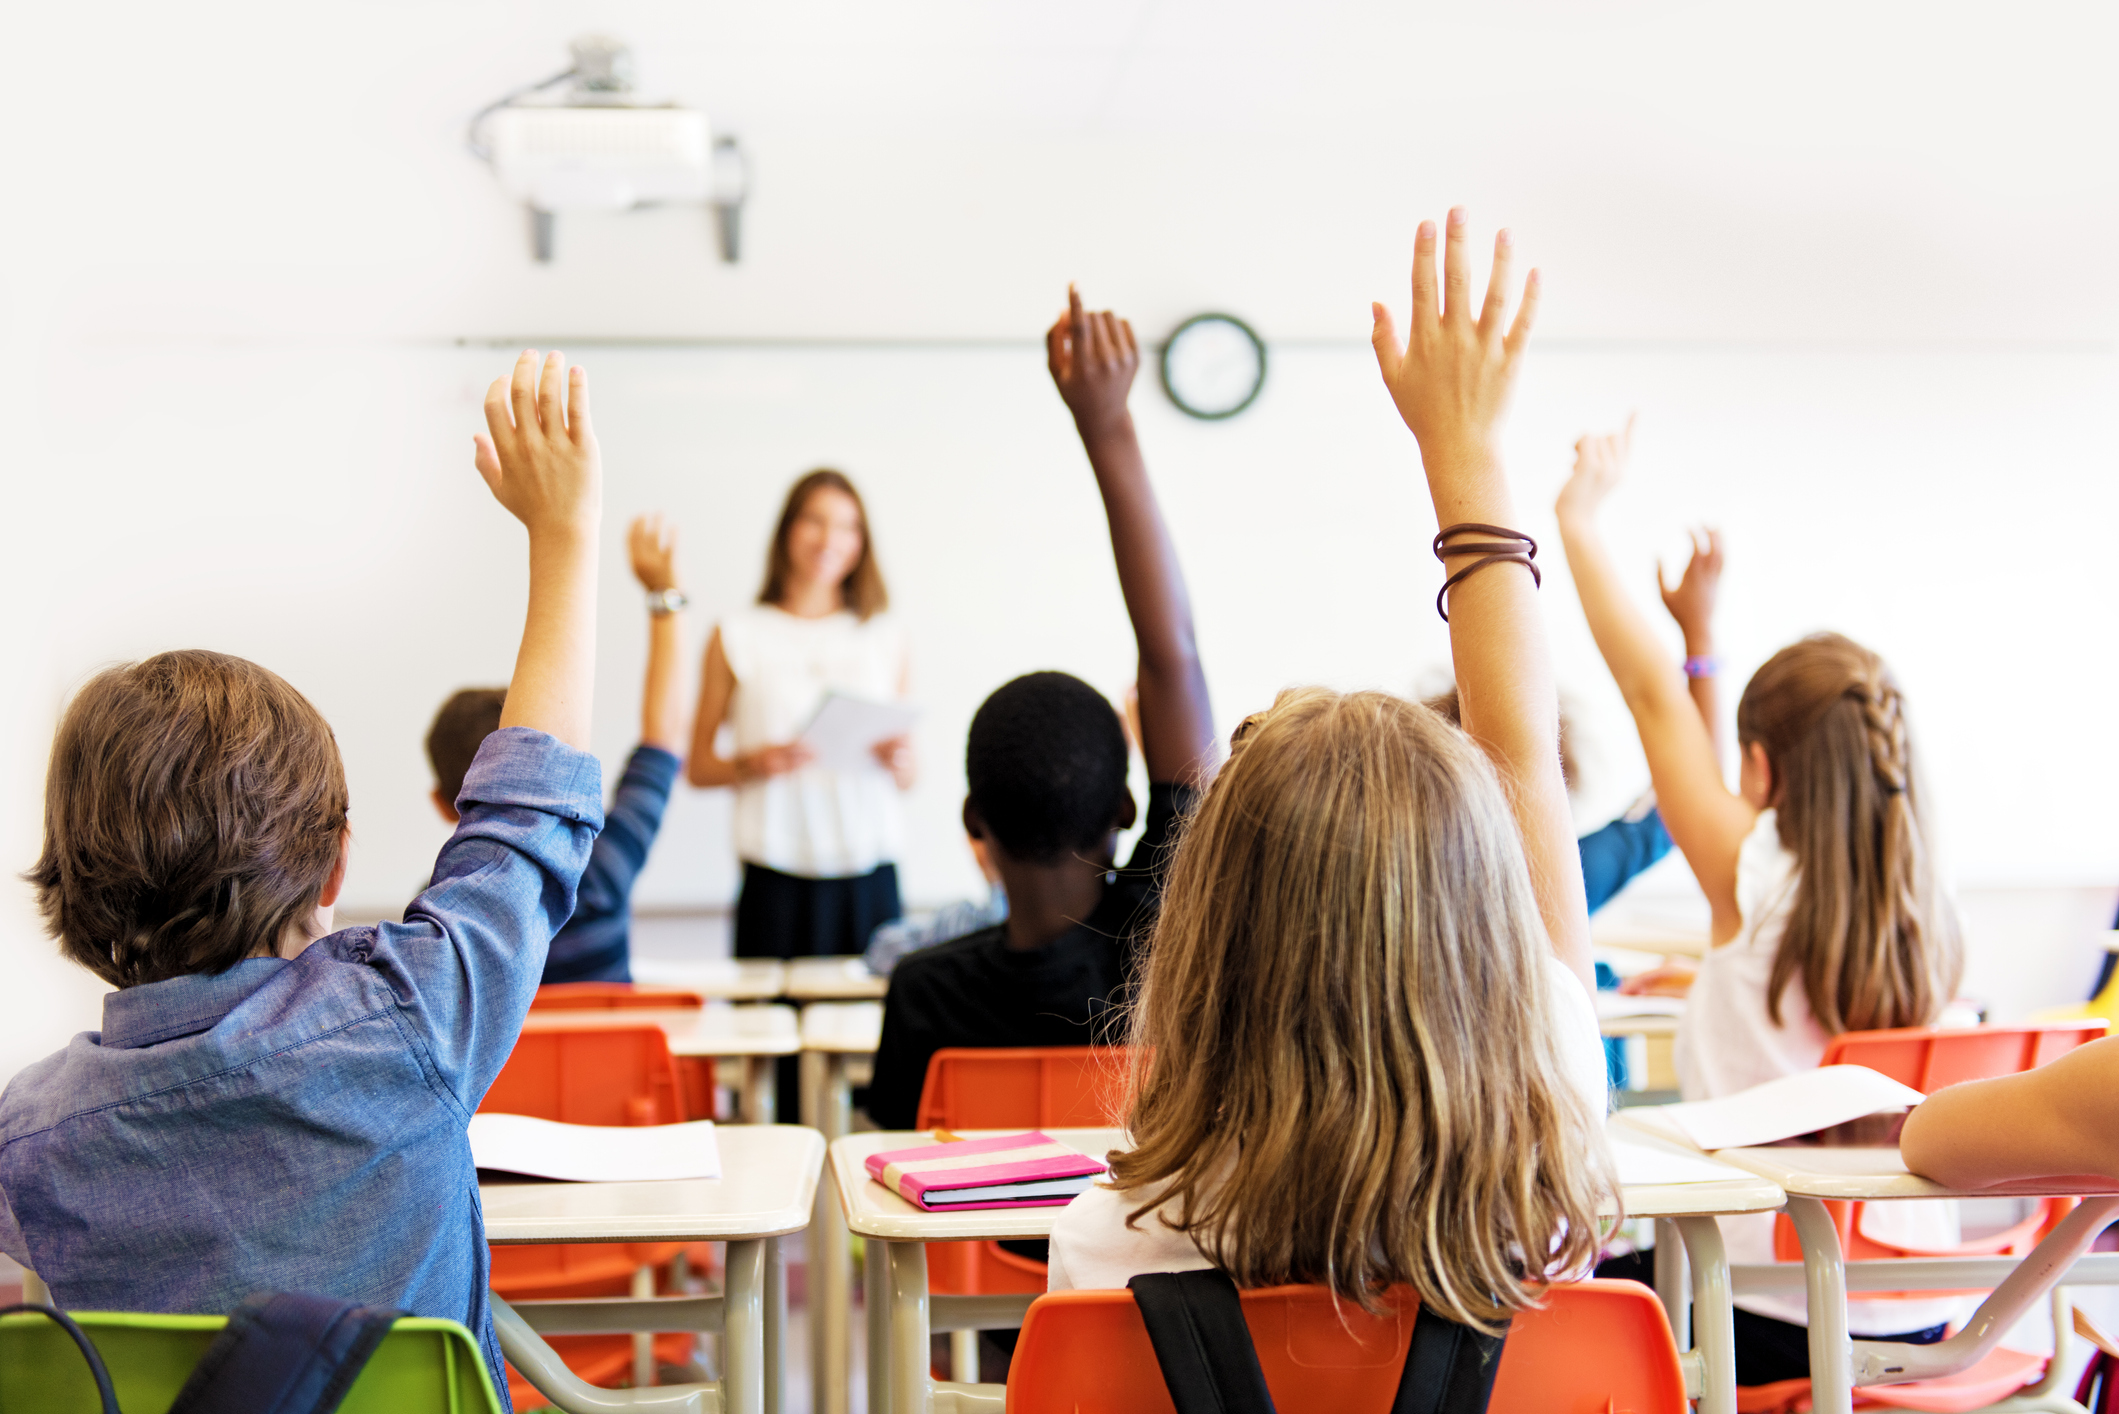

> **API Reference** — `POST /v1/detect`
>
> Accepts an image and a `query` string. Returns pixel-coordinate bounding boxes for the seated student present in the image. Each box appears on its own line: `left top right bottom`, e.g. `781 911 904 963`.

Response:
864 286 1218 1131
1050 213 1613 1330
0 351 605 1403
425 512 691 985
1555 417 1966 1381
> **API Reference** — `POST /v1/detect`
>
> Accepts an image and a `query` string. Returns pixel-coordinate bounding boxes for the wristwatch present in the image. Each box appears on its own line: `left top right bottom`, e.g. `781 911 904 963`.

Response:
646 588 689 616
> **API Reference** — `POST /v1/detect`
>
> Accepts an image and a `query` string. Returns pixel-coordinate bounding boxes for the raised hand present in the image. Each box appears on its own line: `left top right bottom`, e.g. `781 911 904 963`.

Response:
1658 528 1725 645
628 513 680 594
1371 208 1538 477
474 350 601 540
1047 285 1139 434
1555 414 1635 526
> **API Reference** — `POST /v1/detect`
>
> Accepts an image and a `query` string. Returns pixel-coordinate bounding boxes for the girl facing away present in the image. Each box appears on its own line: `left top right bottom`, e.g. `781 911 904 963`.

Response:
1554 418 1965 1378
1049 210 1618 1337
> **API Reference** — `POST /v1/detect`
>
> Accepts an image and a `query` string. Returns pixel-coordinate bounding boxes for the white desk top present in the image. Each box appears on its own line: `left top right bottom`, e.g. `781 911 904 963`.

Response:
1709 1145 2119 1202
519 1003 801 1057
482 1124 824 1243
629 958 789 1001
832 1124 1785 1242
785 956 890 1001
801 1001 884 1054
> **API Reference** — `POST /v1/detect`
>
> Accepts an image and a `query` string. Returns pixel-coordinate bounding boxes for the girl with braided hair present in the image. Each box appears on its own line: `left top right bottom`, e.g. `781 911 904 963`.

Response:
1556 418 1966 1384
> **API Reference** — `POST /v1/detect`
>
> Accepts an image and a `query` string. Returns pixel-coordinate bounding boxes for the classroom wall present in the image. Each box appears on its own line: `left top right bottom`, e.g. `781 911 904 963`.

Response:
3 0 2114 1083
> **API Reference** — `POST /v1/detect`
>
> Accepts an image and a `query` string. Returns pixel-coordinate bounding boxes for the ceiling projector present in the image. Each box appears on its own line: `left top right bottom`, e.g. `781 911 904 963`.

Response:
469 36 749 263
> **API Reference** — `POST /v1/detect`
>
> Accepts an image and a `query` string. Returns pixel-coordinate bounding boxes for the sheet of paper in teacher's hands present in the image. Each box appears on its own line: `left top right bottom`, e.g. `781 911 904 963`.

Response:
798 692 921 772
470 1113 722 1183
1655 1066 1928 1152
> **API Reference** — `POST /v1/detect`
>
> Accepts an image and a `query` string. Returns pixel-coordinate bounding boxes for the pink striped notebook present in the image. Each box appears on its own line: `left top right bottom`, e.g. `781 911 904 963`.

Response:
865 1131 1109 1211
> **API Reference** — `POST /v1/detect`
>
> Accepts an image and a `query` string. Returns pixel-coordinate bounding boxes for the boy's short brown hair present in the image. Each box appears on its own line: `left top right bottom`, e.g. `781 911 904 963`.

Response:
29 650 349 987
427 688 507 809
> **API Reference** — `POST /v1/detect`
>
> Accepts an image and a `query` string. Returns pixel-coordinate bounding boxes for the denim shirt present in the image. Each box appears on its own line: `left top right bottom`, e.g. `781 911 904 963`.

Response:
0 728 602 1408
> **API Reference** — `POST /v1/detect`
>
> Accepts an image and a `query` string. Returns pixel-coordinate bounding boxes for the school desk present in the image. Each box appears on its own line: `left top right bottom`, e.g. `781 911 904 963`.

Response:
629 957 790 1002
796 1001 884 1414
1688 1138 2119 1414
482 1122 823 1414
519 1003 801 1123
784 955 890 1002
832 1123 1785 1414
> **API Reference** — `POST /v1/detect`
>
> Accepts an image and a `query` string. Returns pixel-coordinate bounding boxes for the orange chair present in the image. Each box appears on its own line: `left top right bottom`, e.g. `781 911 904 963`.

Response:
483 1024 702 1405
1743 1023 2107 1414
912 1047 1131 1301
529 983 706 1011
1004 1278 1685 1414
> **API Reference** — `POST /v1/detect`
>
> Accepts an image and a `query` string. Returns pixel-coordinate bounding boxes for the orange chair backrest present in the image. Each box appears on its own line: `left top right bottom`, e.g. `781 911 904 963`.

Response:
914 1046 1131 1131
1005 1280 1684 1414
1818 1022 2106 1093
530 983 704 1011
480 1024 682 1127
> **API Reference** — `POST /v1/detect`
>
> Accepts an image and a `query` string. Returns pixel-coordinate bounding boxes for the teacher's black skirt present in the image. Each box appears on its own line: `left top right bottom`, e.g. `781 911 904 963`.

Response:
733 861 902 961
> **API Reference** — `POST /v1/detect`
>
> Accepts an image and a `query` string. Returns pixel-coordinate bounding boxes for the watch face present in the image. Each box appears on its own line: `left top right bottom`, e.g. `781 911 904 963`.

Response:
1159 313 1266 420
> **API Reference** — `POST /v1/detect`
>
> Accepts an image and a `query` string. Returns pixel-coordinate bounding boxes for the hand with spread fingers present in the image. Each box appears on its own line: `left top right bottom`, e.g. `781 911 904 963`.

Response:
1047 284 1140 436
474 349 602 541
1658 526 1725 646
1556 414 1636 527
628 513 680 594
1371 208 1539 479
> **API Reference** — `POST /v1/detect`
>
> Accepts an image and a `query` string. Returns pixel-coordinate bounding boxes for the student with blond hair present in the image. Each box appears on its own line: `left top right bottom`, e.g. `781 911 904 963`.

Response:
1556 419 1965 1381
1050 212 1616 1355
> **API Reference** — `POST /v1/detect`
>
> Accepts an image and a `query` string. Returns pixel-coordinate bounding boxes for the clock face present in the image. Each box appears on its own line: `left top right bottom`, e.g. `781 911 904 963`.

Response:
1159 313 1266 420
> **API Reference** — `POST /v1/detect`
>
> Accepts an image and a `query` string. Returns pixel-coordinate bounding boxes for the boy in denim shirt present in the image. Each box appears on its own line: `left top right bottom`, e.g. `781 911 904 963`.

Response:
0 350 605 1405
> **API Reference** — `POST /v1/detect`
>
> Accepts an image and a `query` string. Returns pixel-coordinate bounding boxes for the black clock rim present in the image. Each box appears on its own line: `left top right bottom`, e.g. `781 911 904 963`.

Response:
1158 312 1267 421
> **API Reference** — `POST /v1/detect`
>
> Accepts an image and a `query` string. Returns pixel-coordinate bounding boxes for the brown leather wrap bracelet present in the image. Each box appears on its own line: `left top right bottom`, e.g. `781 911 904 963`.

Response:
1432 523 1540 622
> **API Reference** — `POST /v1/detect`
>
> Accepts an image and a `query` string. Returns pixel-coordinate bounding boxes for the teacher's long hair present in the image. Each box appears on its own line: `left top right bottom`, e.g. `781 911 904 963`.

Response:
758 469 889 621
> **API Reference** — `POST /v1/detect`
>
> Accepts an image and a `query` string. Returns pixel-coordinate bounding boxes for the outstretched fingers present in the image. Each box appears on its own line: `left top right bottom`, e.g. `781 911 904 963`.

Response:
1441 207 1471 323
535 351 565 436
1502 269 1541 358
1479 230 1514 338
472 433 502 495
1409 220 1439 326
508 350 540 438
1370 300 1405 383
565 363 592 444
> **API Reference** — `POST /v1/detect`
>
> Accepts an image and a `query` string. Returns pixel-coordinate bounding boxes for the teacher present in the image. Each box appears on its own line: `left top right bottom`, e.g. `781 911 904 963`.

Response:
689 468 914 959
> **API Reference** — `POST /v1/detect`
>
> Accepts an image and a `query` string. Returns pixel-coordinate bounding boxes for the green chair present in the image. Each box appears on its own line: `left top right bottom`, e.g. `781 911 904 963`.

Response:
0 1308 504 1413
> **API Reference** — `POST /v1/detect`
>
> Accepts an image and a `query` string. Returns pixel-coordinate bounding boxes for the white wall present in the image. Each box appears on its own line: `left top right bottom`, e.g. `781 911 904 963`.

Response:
4 0 2116 1081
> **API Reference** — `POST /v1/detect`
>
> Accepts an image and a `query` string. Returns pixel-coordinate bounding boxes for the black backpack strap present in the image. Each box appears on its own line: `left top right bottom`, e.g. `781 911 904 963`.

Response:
0 1304 121 1414
1127 1270 1278 1414
1392 1304 1511 1414
166 1291 404 1414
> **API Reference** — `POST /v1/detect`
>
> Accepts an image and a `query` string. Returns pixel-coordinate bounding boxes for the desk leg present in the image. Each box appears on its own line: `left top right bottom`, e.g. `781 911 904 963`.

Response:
741 1057 778 1125
1653 1218 1691 1348
889 1239 932 1414
811 1056 852 1414
867 1238 893 1414
765 1235 786 1414
1675 1216 1735 1414
1788 1197 1853 1414
726 1238 766 1414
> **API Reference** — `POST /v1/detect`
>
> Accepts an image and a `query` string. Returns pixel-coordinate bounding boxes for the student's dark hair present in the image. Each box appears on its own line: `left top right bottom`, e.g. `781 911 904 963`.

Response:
966 672 1129 863
427 687 507 808
1736 632 1963 1035
1422 686 1576 791
758 469 889 621
27 650 350 988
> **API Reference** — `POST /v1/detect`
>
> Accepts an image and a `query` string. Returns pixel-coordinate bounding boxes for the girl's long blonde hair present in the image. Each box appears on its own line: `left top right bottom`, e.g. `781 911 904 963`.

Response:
1737 633 1962 1035
1109 688 1615 1331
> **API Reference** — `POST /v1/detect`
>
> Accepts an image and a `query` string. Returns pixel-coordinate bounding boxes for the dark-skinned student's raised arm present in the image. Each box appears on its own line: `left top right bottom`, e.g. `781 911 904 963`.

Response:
1046 285 1216 789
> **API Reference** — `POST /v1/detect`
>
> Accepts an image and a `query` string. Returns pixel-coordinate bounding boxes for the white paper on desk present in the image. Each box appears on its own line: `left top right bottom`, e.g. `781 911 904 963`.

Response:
470 1114 722 1183
1655 1066 1927 1151
798 693 920 772
1593 992 1687 1020
1609 1138 1752 1186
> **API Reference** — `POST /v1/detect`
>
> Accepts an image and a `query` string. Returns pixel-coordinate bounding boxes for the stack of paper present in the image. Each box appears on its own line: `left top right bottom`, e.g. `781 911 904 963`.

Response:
1609 1137 1754 1187
1642 1066 1927 1151
469 1113 723 1183
799 693 921 772
867 1131 1108 1210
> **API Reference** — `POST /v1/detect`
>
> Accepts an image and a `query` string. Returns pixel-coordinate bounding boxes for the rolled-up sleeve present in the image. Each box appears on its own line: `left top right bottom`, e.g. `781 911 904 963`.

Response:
359 727 605 1112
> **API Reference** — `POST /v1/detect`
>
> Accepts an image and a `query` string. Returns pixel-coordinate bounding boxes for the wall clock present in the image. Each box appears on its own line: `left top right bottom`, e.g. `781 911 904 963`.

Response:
1159 313 1266 420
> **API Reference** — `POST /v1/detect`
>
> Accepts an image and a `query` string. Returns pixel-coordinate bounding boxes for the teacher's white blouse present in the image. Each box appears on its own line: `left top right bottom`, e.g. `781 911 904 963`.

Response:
717 604 908 879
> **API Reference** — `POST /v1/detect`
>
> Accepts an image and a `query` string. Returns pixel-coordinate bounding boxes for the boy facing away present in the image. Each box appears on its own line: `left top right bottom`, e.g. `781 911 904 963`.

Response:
865 289 1218 1129
425 513 691 985
0 351 605 1404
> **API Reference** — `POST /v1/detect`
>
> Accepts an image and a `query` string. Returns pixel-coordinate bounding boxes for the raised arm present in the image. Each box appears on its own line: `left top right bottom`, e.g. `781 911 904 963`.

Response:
1659 527 1726 758
1047 286 1215 788
628 513 689 754
1369 210 1590 985
1901 1039 2119 1188
1554 422 1752 936
474 350 600 748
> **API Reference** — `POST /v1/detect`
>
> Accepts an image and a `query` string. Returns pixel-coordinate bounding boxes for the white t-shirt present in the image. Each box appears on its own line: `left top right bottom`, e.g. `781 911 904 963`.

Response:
716 605 908 879
1676 809 1963 1333
1048 953 1608 1293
